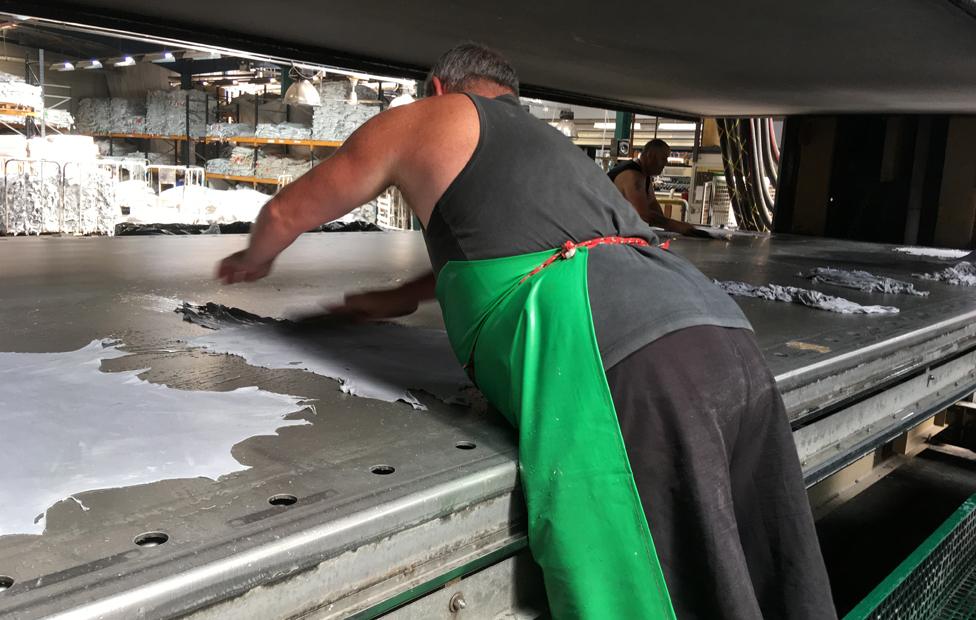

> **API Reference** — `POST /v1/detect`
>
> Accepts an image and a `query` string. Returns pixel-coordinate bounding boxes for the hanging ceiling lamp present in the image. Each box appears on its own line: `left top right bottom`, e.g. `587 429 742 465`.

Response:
388 83 416 108
49 61 74 72
77 59 102 70
388 92 415 108
283 66 321 106
555 109 578 139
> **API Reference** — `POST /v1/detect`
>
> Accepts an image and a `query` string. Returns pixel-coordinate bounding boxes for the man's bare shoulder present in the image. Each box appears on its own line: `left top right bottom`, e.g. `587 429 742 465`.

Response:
405 93 474 113
614 167 643 179
368 94 475 132
613 167 644 188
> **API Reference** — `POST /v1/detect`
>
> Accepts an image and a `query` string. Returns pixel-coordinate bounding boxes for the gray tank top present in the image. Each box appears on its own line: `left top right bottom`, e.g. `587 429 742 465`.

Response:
424 94 751 369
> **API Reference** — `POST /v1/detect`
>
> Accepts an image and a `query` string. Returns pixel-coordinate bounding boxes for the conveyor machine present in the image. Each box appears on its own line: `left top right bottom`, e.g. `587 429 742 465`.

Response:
0 232 973 618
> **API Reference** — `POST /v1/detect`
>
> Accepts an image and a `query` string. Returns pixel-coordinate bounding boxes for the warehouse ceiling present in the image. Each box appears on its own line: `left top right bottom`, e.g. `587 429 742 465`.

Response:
4 0 976 117
0 22 167 60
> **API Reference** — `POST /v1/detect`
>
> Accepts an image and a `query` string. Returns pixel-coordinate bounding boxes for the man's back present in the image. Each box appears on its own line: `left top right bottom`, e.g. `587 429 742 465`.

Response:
217 42 837 619
422 93 750 368
608 158 648 193
424 94 649 271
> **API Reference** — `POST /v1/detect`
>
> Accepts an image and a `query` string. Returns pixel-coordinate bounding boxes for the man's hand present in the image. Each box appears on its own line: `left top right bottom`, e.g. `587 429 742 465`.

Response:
687 226 715 239
325 272 435 321
217 250 274 284
326 287 420 321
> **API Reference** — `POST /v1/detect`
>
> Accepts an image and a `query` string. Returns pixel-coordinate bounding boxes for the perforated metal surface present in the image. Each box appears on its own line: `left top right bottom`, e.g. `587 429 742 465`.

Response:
848 495 976 620
942 571 976 620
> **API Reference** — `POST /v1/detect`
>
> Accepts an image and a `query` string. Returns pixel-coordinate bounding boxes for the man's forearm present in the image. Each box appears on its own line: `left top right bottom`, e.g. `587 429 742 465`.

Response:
398 272 437 301
646 209 682 230
644 209 706 237
245 194 305 266
248 163 371 264
242 115 399 266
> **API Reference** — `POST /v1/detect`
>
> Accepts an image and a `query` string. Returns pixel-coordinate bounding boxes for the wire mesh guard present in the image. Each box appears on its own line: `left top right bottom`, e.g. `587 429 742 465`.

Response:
846 494 976 619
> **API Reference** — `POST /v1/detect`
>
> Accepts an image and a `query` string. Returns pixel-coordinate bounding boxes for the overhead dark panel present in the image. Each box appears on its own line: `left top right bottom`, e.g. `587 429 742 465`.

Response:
6 0 976 116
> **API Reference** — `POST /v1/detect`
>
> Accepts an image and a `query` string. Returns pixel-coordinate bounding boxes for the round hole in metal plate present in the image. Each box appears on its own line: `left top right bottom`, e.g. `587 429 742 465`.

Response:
371 464 395 475
268 494 298 506
0 576 13 592
133 531 169 547
456 441 477 450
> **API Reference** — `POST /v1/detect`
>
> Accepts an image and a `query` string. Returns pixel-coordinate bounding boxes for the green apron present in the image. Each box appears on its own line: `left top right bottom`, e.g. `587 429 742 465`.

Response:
436 246 676 619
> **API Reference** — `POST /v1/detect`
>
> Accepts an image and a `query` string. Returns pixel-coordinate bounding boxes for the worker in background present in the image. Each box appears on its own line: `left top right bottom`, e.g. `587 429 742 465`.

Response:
609 139 710 237
217 43 835 620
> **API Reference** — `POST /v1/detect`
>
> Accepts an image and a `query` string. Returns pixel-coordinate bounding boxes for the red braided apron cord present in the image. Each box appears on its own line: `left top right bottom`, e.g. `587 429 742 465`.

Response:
520 236 669 284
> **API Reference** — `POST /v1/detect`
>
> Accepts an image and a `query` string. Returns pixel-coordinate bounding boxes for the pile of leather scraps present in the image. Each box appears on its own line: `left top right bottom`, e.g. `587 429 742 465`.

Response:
799 267 928 296
914 262 976 287
716 280 899 314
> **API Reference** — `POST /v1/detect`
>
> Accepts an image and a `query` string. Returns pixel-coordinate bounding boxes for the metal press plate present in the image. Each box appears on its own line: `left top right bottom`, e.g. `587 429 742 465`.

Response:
676 234 976 421
0 232 973 618
0 233 517 618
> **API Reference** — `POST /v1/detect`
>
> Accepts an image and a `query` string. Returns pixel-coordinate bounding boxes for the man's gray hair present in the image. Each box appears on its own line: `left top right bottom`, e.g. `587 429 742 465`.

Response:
424 42 519 97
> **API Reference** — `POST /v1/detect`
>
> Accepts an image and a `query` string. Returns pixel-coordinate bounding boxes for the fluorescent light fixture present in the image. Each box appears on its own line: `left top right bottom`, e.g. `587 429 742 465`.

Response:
593 121 643 130
283 79 321 106
78 59 102 70
657 122 696 131
183 50 221 61
110 56 136 67
50 61 74 72
145 51 176 63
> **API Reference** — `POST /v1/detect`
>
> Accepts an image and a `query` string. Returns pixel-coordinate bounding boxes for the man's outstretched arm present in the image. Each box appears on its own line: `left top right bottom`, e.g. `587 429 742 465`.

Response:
615 171 710 238
217 109 405 284
645 194 712 238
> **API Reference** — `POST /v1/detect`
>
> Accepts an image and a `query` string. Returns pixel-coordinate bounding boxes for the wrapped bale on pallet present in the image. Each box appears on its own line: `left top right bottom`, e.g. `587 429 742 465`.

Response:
255 122 311 140
62 165 119 235
110 98 147 134
312 81 380 141
206 146 311 180
146 90 214 137
76 98 146 134
1 136 119 236
0 71 42 110
207 122 253 138
1 159 63 235
205 146 256 176
36 108 75 130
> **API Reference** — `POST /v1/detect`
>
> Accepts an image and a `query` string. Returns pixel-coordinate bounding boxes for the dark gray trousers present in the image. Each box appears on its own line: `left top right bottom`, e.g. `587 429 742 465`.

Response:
606 325 836 620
